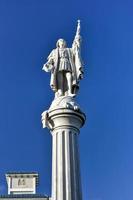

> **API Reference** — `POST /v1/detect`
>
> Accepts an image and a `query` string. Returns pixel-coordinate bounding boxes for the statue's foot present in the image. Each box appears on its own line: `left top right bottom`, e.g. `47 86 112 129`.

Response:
56 90 63 97
55 92 58 98
68 93 76 97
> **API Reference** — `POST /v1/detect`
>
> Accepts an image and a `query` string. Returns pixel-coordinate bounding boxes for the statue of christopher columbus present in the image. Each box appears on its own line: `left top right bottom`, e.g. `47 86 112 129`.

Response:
42 20 83 98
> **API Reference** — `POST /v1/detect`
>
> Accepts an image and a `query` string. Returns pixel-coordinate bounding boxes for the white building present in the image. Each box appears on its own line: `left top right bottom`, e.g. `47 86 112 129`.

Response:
0 172 49 200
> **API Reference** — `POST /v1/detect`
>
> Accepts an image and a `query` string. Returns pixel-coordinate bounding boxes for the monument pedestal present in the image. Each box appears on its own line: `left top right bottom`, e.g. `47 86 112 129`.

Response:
42 97 85 200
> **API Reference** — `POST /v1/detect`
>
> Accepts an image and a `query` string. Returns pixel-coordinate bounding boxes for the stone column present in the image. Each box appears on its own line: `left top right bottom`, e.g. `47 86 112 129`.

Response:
42 107 85 200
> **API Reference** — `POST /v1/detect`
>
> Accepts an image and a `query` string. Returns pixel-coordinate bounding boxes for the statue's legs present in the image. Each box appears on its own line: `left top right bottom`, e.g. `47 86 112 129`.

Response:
66 72 72 96
57 72 64 96
56 71 73 97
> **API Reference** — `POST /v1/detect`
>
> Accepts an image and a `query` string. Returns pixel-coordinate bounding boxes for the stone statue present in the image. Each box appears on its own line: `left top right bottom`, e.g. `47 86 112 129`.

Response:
41 22 85 200
42 20 83 98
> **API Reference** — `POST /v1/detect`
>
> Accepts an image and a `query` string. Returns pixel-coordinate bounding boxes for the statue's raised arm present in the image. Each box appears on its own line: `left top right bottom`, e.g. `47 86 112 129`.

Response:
72 20 82 51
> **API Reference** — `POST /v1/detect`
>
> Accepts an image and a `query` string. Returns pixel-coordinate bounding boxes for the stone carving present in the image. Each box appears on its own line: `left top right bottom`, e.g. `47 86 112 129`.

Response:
49 96 80 110
41 96 81 129
42 20 83 98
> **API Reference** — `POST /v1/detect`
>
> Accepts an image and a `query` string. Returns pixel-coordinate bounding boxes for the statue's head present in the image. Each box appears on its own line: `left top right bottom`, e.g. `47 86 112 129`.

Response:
56 39 67 48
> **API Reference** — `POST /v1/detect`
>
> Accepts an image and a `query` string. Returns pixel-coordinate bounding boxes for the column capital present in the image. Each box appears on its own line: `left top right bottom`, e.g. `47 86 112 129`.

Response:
48 108 85 132
41 96 86 132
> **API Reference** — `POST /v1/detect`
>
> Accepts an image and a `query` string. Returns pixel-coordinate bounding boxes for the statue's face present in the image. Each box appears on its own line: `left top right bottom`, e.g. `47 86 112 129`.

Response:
58 39 66 48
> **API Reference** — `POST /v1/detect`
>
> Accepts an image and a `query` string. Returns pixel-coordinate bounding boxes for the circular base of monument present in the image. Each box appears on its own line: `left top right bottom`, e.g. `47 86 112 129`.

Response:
47 108 86 132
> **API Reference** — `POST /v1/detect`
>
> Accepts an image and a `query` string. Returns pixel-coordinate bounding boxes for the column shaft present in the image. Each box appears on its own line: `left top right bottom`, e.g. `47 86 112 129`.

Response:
51 128 82 200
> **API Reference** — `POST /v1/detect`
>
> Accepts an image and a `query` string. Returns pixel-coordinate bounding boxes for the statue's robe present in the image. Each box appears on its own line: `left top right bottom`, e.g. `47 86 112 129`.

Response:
47 47 83 94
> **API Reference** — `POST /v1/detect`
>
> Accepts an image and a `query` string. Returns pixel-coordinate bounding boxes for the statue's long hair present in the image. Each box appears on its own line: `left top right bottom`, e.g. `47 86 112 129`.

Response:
56 39 67 48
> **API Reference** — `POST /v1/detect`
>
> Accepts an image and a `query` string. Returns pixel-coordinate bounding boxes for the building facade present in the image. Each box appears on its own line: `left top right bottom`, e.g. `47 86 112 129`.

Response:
0 173 49 200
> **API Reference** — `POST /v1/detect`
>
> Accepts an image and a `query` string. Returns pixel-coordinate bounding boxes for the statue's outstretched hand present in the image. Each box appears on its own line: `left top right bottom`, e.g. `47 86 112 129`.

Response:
42 63 49 72
42 62 54 72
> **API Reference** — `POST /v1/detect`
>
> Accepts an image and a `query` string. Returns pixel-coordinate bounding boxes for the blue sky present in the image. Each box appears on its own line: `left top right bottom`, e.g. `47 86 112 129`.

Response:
0 0 133 199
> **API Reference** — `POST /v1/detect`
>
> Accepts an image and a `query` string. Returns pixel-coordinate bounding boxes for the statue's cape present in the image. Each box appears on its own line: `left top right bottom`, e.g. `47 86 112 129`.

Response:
49 48 83 94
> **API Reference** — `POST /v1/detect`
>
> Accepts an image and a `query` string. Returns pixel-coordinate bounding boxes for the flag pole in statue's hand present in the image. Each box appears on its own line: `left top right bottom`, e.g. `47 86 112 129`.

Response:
76 19 81 38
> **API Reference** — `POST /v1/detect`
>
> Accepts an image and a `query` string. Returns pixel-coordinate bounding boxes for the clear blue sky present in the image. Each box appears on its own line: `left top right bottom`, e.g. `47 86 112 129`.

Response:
0 0 133 199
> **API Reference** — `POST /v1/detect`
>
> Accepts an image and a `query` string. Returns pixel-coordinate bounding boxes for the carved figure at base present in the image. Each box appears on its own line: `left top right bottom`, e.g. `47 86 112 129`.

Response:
42 20 84 98
41 95 81 129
